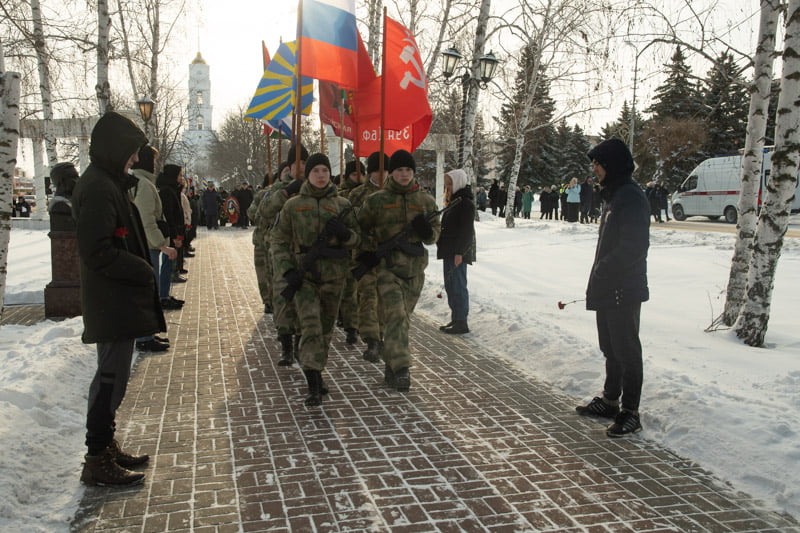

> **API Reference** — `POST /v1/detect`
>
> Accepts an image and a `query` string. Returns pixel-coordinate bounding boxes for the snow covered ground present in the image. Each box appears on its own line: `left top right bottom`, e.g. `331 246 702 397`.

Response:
1 215 799 530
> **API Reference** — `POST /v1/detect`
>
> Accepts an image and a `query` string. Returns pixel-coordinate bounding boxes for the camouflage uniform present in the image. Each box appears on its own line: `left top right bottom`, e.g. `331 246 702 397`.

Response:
271 181 360 371
336 176 363 333
248 187 272 308
357 175 440 373
259 174 297 337
349 178 386 344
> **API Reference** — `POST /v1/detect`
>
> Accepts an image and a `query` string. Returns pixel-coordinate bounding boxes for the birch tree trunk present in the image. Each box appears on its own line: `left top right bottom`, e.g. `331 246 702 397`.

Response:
30 0 57 218
424 0 453 82
96 0 112 114
504 102 532 228
720 0 781 327
367 0 382 70
735 0 800 347
461 0 491 195
0 71 21 314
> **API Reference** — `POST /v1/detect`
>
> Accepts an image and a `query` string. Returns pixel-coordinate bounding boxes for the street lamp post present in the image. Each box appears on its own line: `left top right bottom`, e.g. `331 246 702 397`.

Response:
441 47 499 167
137 96 155 138
623 40 657 157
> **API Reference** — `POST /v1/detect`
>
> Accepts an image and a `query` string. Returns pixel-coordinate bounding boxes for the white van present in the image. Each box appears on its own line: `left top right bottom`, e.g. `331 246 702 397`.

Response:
671 149 800 223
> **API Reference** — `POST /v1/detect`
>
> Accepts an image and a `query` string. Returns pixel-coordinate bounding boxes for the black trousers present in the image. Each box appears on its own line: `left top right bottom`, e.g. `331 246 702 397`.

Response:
596 303 643 412
85 339 134 455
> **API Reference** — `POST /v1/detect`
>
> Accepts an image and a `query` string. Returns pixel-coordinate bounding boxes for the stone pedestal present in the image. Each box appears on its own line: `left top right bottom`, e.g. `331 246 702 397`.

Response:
44 221 82 318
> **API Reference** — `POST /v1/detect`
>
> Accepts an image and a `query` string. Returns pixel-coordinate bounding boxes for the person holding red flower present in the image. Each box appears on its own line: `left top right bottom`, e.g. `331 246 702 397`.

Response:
72 111 166 487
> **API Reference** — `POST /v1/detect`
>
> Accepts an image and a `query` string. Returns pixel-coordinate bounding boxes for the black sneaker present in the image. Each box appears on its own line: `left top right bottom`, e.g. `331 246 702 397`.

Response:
154 335 170 344
160 298 183 310
606 410 642 438
135 339 169 352
576 396 620 418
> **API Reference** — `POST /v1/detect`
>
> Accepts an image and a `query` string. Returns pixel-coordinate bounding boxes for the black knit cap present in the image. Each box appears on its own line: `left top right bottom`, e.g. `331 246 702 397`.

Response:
389 149 416 172
304 153 332 179
344 159 366 176
587 138 634 182
287 143 309 163
366 151 389 174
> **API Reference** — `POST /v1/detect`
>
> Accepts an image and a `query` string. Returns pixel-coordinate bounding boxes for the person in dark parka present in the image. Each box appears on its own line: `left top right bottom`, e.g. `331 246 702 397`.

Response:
577 138 650 438
436 169 475 334
157 165 186 285
72 111 166 486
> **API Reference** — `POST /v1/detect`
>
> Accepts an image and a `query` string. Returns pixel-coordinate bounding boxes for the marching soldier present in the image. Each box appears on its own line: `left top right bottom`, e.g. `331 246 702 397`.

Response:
271 153 361 406
349 152 389 362
260 145 308 365
356 149 440 392
337 159 366 344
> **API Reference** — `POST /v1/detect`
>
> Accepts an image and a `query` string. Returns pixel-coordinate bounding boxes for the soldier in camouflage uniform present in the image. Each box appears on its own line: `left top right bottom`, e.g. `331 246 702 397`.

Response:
250 162 290 314
271 153 361 406
337 159 365 345
349 152 389 363
260 145 308 366
356 149 440 392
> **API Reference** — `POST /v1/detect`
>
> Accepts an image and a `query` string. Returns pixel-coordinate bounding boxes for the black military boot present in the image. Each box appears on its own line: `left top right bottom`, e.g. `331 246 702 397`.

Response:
277 334 294 366
442 320 469 334
363 339 381 362
108 439 149 468
303 369 323 406
294 335 301 357
394 367 410 392
80 446 145 487
383 364 396 388
345 328 358 345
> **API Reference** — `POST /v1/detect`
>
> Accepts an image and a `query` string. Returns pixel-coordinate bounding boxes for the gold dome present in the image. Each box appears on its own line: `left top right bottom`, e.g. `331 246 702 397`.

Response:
192 52 206 64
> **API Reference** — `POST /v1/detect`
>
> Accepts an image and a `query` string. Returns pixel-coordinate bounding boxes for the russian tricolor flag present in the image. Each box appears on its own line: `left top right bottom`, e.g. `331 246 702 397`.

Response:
299 0 360 88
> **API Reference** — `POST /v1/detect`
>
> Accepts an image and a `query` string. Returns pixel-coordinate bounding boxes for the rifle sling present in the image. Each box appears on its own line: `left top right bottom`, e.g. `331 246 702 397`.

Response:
298 244 349 259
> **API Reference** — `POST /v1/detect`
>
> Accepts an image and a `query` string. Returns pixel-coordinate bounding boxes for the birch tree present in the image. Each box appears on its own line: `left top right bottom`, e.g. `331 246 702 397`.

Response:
498 0 617 227
735 0 800 347
96 0 112 113
0 69 21 314
718 0 782 327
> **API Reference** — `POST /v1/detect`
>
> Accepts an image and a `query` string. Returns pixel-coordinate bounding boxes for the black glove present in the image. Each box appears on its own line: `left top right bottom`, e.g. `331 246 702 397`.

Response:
411 214 433 240
325 217 351 241
284 179 302 197
283 268 303 290
356 251 380 268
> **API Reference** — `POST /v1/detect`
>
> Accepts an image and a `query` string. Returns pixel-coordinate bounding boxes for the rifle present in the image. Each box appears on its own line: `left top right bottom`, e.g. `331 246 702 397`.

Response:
351 197 462 281
280 205 354 301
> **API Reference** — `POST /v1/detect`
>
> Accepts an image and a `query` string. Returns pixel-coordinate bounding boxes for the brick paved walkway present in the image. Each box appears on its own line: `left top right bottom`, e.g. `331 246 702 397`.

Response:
72 228 799 532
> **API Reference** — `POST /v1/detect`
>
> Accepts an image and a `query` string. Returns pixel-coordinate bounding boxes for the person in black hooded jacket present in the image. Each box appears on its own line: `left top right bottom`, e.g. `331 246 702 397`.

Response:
157 164 186 286
72 111 166 486
576 138 650 438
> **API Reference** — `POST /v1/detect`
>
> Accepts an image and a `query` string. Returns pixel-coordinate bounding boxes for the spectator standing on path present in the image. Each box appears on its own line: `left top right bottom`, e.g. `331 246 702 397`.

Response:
579 176 594 223
497 183 508 217
514 186 523 217
202 183 221 229
577 138 650 438
476 187 488 212
356 150 441 392
645 181 663 223
521 185 534 219
130 144 177 352
16 196 31 217
271 153 361 406
657 182 671 221
436 169 475 335
565 178 581 222
539 186 551 219
156 165 187 286
72 111 165 486
488 179 499 215
550 186 560 220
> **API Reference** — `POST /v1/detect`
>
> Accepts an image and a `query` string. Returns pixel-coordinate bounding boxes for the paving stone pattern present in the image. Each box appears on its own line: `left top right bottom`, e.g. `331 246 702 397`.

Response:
72 228 799 532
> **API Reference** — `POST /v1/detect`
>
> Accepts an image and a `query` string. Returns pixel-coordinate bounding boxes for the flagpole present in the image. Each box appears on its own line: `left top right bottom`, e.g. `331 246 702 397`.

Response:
339 90 345 183
295 0 304 175
320 119 325 154
378 6 387 187
262 41 273 183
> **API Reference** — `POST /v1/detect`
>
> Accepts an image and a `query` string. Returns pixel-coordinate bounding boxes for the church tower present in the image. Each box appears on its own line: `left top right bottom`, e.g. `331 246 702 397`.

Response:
181 52 217 174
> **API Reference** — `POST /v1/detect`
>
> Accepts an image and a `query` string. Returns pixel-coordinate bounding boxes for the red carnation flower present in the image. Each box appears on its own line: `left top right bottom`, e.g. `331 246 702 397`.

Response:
113 227 129 238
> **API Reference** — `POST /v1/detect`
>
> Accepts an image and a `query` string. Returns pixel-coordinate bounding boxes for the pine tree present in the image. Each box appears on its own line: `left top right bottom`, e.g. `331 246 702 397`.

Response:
647 46 703 120
701 52 749 157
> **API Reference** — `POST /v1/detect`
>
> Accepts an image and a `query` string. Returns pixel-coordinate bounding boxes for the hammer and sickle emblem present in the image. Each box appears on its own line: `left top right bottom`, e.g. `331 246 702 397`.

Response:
398 32 426 90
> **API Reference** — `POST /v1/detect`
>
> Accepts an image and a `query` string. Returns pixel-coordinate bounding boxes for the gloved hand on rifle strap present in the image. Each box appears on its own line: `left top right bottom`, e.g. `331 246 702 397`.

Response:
356 250 380 269
325 217 351 241
284 179 302 197
283 268 303 291
411 214 434 240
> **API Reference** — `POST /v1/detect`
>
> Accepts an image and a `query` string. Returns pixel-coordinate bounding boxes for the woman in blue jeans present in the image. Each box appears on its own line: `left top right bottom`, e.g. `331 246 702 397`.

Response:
436 169 475 334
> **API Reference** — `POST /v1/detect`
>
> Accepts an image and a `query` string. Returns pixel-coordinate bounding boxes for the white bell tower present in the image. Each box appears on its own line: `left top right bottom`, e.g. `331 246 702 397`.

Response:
181 52 217 173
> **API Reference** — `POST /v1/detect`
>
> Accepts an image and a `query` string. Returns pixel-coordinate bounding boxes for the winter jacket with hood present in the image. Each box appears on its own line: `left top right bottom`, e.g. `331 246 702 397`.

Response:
585 138 650 310
156 165 185 244
71 112 166 343
131 167 169 250
436 169 476 264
